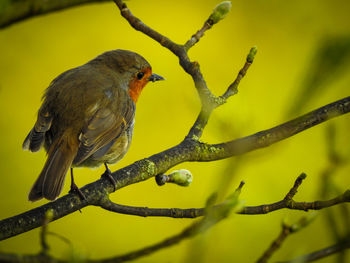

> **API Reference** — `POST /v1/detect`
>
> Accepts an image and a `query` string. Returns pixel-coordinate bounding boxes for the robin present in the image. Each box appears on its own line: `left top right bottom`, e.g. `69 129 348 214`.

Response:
23 49 164 201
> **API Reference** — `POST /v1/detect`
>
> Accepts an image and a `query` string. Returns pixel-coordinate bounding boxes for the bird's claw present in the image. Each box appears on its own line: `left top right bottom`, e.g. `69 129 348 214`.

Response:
102 163 117 192
69 183 87 201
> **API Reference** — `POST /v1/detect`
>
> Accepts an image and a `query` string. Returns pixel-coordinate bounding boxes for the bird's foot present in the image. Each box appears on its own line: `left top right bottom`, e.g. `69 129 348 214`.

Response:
69 182 87 201
69 168 87 201
102 163 117 192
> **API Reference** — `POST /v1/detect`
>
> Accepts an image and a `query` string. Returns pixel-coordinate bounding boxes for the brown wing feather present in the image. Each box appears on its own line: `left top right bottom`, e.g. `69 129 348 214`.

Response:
23 109 53 152
73 90 135 166
28 131 78 201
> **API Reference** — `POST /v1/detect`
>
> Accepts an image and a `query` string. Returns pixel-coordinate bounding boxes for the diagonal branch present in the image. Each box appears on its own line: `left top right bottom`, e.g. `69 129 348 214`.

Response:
1 96 349 241
113 0 183 57
194 96 350 161
280 238 350 263
0 0 109 29
257 214 316 263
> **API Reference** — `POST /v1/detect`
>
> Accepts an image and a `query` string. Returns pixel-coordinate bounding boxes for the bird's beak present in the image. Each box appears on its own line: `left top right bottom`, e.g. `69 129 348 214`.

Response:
148 73 165 82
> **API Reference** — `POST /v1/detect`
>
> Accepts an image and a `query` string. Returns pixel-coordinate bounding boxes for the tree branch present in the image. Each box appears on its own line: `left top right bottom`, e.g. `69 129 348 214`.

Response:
1 3 349 263
1 96 349 241
0 0 109 29
183 1 232 51
186 46 257 140
257 214 316 263
95 174 350 219
0 182 244 263
3 173 348 262
280 238 350 263
195 96 350 161
113 0 234 117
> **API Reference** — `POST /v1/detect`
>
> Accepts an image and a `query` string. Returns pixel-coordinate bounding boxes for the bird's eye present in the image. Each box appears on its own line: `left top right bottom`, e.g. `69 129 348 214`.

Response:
137 72 144 80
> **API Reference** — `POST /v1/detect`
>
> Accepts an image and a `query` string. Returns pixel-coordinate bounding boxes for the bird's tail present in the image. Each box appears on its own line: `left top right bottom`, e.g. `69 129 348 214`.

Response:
28 132 78 201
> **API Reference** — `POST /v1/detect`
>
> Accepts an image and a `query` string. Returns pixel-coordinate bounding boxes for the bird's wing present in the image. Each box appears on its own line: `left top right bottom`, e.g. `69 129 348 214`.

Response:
73 92 135 165
23 109 53 152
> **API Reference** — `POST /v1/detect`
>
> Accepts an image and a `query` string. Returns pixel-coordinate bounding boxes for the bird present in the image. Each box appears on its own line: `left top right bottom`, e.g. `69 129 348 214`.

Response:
23 49 164 202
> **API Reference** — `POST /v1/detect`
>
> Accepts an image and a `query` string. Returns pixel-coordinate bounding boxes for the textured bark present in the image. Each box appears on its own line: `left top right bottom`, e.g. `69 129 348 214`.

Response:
1 96 349 240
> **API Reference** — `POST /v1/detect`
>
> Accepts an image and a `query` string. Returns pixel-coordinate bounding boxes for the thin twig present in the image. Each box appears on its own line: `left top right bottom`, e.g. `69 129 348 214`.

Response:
257 215 316 263
113 0 183 57
257 224 291 263
284 173 306 200
240 190 350 214
187 46 257 140
96 174 350 219
219 46 257 102
113 0 251 136
280 238 350 263
184 21 212 51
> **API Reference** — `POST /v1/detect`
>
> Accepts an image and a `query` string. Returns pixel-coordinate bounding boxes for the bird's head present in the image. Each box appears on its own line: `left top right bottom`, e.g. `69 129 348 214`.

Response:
92 49 164 102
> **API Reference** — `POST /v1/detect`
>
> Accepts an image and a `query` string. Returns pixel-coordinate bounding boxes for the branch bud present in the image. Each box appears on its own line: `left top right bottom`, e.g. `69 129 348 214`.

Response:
247 46 258 63
168 169 193 186
155 169 193 187
209 1 232 25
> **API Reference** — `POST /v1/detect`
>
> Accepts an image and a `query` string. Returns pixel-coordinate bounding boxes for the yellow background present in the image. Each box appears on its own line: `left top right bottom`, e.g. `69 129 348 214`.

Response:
0 0 350 262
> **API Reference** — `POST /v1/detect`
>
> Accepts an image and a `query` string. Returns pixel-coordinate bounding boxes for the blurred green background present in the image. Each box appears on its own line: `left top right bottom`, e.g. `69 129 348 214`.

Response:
1 0 350 262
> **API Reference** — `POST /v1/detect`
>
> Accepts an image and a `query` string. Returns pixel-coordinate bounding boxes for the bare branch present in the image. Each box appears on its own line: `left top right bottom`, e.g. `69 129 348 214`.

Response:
0 94 349 241
187 46 257 140
113 0 240 134
98 198 202 218
0 182 242 263
240 190 350 215
112 0 217 111
258 224 292 263
0 3 349 261
0 0 109 29
257 214 316 263
1 94 349 241
95 174 350 219
284 173 306 200
219 46 257 102
184 21 212 51
194 96 350 161
280 238 350 263
113 0 184 58
184 1 232 50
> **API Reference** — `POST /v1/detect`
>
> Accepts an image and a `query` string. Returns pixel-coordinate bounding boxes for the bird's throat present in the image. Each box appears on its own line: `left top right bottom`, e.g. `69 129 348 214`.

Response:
128 68 152 102
128 82 145 103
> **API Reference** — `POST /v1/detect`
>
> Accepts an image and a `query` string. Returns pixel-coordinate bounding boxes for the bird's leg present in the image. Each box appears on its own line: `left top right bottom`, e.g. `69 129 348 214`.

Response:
102 163 117 192
69 168 86 200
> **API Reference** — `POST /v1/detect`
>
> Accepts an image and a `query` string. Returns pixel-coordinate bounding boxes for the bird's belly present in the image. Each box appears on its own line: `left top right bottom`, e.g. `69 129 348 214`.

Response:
77 132 130 168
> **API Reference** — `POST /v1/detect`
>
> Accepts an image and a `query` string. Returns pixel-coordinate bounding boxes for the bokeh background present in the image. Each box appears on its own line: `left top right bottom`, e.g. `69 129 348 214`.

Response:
1 0 350 262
